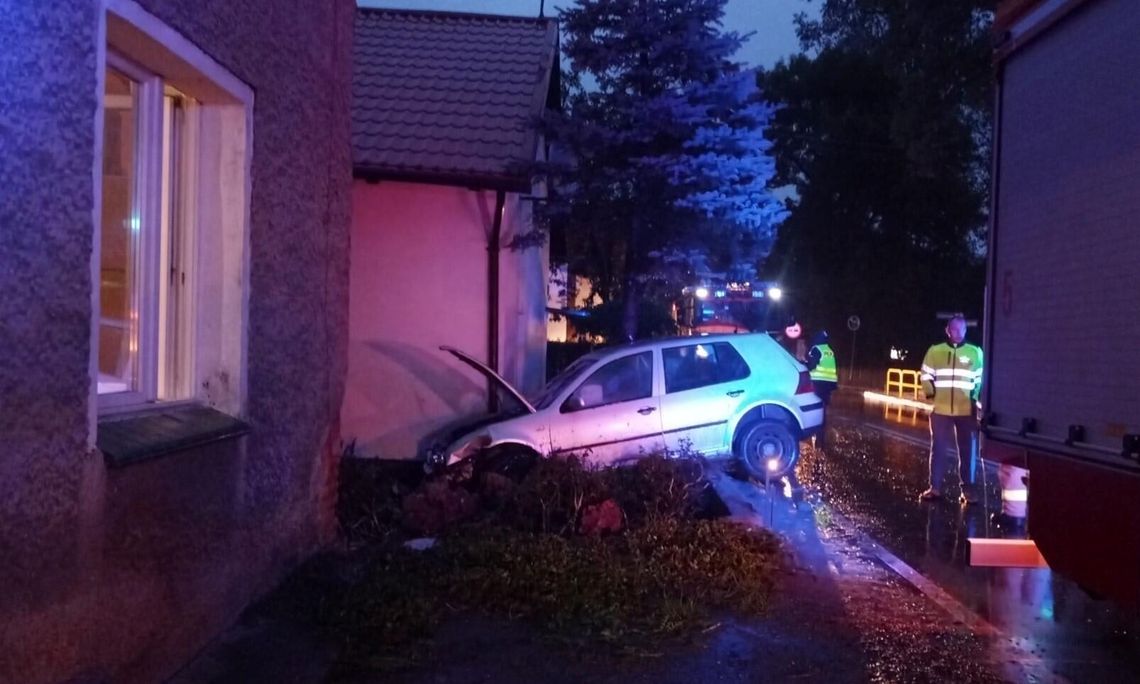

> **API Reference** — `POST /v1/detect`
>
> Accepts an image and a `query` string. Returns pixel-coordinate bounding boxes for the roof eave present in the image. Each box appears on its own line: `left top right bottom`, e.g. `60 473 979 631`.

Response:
352 165 531 194
521 20 562 173
994 0 1094 61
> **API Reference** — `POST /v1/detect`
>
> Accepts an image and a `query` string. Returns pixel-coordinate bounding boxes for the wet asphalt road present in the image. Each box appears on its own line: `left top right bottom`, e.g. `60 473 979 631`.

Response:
801 390 1140 683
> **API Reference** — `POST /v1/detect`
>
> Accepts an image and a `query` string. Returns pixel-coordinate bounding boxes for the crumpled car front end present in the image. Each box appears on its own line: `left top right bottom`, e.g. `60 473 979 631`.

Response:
424 430 492 474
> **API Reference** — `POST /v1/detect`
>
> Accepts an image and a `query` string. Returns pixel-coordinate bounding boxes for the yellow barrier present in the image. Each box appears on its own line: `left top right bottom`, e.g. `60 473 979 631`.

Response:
885 368 923 400
862 367 933 425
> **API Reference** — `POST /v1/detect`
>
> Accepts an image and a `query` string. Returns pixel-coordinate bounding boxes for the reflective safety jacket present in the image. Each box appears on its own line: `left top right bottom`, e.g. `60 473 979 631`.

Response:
920 342 983 417
808 344 838 384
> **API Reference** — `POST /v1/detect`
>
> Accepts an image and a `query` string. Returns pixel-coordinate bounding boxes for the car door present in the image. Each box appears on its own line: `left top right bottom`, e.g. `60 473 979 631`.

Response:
546 350 663 467
658 341 752 456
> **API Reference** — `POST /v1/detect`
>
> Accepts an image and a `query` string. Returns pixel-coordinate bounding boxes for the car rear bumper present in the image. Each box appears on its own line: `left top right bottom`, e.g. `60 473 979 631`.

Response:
797 399 825 440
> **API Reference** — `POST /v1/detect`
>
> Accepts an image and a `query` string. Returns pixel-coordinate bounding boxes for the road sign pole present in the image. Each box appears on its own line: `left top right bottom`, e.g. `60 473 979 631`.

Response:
849 330 856 383
845 314 861 384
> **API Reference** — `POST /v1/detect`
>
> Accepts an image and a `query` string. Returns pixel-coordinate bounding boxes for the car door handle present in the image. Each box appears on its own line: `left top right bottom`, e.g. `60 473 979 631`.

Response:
726 390 744 397
637 407 657 415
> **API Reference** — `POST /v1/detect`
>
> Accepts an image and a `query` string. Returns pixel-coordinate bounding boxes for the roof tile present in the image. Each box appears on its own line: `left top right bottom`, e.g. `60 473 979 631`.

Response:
353 9 559 189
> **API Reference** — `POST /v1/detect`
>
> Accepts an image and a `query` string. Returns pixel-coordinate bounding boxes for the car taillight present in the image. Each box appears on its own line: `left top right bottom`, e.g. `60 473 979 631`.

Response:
796 370 814 395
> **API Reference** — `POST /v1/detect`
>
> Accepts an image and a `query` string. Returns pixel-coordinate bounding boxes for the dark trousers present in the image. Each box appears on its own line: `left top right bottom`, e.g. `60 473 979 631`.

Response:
814 381 836 447
929 413 977 490
814 381 836 406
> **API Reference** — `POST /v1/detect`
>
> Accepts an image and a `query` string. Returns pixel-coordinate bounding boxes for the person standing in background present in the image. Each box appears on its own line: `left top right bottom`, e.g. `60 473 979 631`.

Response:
805 330 838 406
805 330 838 447
918 315 983 504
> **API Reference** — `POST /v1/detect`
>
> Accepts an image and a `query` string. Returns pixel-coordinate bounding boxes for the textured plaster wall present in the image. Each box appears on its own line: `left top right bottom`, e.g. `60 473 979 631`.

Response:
344 180 547 459
0 1 353 682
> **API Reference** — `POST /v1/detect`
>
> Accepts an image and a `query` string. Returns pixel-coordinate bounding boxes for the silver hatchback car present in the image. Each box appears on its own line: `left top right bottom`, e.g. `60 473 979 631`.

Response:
426 333 824 478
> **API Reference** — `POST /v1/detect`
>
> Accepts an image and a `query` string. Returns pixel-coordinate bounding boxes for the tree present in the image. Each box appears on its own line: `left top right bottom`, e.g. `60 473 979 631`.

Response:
542 0 786 339
758 0 993 361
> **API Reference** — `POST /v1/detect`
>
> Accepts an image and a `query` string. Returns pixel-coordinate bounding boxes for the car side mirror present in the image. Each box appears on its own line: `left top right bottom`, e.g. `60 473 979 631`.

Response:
562 396 586 413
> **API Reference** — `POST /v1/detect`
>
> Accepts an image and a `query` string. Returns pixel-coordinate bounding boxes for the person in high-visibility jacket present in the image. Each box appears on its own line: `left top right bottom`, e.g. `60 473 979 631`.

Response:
918 315 983 504
806 330 838 448
806 330 838 406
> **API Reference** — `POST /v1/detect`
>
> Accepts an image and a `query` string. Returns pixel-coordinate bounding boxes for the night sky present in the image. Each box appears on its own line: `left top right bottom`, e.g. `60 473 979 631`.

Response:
356 0 818 69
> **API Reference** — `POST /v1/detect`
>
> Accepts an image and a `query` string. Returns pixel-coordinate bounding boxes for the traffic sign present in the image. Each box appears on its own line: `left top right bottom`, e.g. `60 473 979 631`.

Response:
847 315 861 332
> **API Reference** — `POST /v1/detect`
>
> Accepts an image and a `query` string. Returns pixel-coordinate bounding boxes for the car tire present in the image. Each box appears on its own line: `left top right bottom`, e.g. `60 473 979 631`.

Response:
736 419 799 479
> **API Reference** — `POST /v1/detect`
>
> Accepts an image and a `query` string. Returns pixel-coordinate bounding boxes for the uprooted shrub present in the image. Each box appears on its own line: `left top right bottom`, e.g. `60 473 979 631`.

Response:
336 457 424 547
488 454 708 534
401 479 481 536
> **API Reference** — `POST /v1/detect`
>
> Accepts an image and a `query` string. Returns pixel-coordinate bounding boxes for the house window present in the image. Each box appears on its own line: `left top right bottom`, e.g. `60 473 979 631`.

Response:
96 0 252 417
98 57 192 404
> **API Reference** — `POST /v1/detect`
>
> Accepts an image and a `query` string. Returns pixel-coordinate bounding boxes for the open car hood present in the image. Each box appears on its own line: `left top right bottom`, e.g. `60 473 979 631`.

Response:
441 345 536 414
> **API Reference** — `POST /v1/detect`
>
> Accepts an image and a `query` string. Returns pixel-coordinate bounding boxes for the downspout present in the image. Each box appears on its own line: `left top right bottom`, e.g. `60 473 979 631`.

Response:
488 190 506 412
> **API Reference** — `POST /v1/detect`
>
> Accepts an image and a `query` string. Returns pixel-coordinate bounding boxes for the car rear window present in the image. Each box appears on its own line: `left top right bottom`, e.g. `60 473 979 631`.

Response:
663 342 750 393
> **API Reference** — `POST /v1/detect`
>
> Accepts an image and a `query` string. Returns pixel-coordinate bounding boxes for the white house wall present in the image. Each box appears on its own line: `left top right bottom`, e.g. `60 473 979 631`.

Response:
345 179 547 459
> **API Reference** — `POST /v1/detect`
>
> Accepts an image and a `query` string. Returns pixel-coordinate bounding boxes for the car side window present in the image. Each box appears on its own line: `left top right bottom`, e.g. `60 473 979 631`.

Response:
663 343 719 393
663 342 750 393
562 351 653 412
714 342 751 382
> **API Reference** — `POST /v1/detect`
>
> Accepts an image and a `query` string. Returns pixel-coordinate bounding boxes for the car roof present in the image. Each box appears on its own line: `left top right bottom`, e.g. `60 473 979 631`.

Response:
583 332 774 359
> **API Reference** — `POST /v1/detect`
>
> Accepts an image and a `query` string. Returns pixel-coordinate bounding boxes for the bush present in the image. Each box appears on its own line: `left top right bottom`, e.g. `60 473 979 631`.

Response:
336 457 424 547
489 454 708 535
293 453 784 671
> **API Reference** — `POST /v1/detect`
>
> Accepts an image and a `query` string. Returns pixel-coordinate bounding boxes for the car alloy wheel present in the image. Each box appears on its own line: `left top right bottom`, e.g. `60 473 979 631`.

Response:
738 419 799 479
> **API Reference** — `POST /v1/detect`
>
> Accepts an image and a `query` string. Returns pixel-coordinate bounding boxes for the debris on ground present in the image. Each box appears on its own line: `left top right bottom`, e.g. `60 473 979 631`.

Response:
403 538 437 552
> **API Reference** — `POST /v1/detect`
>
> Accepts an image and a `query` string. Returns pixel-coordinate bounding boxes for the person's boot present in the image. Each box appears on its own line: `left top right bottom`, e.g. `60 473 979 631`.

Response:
918 488 941 501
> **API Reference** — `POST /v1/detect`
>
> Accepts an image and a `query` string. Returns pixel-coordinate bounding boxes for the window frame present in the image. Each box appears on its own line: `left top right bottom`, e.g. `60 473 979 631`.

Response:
90 0 254 439
97 51 170 410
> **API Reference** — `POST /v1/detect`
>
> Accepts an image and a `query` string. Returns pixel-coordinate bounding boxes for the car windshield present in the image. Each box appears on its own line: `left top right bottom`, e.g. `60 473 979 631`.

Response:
531 354 598 410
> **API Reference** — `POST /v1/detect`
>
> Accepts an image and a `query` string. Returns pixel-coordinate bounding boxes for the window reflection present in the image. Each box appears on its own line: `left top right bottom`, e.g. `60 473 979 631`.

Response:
98 67 138 394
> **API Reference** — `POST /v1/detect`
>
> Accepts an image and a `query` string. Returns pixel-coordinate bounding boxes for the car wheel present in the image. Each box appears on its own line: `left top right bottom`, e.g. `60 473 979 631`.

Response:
737 419 799 479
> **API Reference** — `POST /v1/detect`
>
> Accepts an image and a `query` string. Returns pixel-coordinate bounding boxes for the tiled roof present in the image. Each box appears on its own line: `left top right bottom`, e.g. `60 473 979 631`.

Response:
354 8 559 191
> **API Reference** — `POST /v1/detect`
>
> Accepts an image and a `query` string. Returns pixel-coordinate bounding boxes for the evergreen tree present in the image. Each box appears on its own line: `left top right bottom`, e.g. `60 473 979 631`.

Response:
542 0 785 339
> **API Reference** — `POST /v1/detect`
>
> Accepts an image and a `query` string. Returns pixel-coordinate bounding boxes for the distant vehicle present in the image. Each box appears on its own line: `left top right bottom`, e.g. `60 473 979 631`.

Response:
984 0 1140 606
425 333 824 478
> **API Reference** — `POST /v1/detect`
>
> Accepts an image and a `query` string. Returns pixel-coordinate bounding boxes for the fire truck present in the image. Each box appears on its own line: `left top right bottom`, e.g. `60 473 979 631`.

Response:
678 281 790 336
983 0 1140 606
